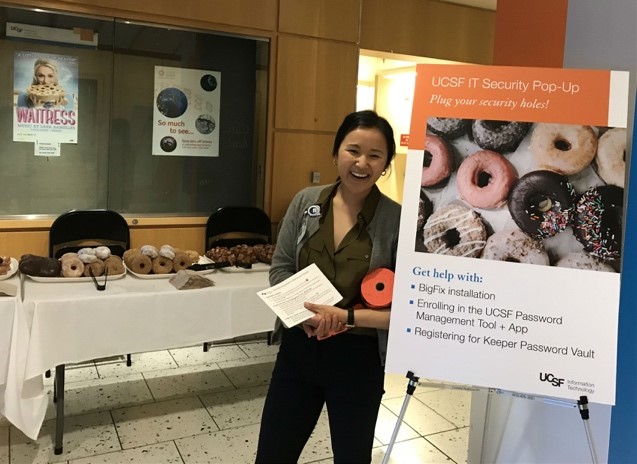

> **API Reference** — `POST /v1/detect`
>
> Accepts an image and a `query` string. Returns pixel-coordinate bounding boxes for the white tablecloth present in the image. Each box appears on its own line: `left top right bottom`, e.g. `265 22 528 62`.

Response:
1 270 274 439
0 282 19 387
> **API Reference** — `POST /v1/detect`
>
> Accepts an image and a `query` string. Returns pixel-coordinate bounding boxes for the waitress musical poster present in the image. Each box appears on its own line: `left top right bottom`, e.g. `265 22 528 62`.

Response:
13 51 78 149
386 64 629 405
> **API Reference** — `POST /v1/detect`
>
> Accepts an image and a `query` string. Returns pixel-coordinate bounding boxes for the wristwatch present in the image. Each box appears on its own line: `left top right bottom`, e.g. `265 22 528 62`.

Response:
345 308 355 328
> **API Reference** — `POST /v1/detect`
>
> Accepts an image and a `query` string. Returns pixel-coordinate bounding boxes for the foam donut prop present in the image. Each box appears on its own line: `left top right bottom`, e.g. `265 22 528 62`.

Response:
530 124 597 175
361 268 395 309
572 185 623 261
421 134 453 187
508 170 576 238
456 150 517 209
471 120 531 153
596 128 626 188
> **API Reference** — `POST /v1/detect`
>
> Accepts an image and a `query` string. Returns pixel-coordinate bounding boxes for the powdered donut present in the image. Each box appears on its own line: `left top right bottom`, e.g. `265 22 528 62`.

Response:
530 124 597 175
61 257 85 277
95 246 111 260
103 256 125 275
152 256 173 274
141 245 158 258
427 117 469 139
595 128 626 188
130 254 152 274
421 134 453 187
422 204 487 257
508 170 577 238
556 252 615 272
456 150 517 209
78 253 98 264
481 229 549 265
159 245 176 260
78 247 97 256
172 252 192 271
83 259 105 277
471 120 532 153
572 185 623 261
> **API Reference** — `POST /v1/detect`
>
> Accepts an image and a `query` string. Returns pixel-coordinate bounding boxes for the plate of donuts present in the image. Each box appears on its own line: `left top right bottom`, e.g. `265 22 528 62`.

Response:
0 257 19 281
125 256 217 279
28 271 126 283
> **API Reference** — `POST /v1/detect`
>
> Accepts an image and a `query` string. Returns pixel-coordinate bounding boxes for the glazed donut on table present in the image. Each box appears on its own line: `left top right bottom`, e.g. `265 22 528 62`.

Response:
508 170 576 238
422 203 487 257
427 117 469 139
481 228 549 265
530 124 597 175
421 134 453 187
471 120 532 153
572 185 623 261
60 256 85 278
456 150 517 209
595 128 626 188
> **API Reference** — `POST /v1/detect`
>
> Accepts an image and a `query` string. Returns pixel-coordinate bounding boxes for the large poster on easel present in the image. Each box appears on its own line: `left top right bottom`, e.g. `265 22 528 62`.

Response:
386 64 629 405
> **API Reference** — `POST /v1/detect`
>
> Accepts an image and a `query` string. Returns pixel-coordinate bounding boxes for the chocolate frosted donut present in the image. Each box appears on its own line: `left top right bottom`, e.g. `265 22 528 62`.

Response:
481 228 549 265
415 189 433 253
427 117 469 139
422 204 487 257
471 120 531 153
19 255 61 277
421 134 453 187
508 170 576 238
572 185 623 261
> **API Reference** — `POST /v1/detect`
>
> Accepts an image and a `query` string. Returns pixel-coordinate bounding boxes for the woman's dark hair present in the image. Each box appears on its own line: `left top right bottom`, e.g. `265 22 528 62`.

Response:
332 110 396 169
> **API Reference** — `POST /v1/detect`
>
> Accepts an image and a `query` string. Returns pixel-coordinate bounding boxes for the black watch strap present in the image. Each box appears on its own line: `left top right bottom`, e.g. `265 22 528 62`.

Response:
346 308 355 328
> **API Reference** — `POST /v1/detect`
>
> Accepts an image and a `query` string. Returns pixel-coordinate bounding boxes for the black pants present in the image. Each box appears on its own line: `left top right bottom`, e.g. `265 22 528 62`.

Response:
256 328 385 464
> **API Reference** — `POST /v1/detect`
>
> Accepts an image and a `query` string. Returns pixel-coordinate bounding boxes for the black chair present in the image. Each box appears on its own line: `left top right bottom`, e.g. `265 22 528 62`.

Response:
203 206 272 351
49 209 130 259
47 209 132 374
205 206 272 250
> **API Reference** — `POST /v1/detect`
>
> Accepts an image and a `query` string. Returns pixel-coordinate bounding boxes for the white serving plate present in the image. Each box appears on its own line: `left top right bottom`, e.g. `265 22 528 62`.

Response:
27 270 126 283
219 262 270 273
0 257 19 281
126 256 216 279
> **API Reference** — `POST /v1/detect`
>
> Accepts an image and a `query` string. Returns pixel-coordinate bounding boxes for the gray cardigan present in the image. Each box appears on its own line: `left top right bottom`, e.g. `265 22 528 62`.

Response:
269 183 401 364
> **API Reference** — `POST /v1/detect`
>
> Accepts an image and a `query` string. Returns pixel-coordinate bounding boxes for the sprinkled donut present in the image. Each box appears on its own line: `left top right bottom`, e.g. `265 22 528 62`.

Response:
572 185 623 261
427 117 469 139
421 134 453 187
422 204 487 257
556 251 615 272
456 150 517 209
595 128 626 188
471 120 531 153
530 124 597 175
481 228 549 265
508 170 576 238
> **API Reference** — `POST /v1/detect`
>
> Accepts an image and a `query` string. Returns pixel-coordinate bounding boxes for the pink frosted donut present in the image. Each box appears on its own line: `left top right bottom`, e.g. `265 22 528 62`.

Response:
421 134 453 187
456 150 517 209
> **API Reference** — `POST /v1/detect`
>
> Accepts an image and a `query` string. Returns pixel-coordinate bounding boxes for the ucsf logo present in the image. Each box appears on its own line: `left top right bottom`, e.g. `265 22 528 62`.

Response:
539 372 564 387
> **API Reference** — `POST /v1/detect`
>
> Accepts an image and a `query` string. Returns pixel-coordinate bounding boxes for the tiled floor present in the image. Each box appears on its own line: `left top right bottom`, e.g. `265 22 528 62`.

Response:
0 335 470 463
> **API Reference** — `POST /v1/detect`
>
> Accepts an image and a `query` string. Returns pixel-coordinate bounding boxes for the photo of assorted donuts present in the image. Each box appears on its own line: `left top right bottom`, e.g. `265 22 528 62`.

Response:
415 117 626 272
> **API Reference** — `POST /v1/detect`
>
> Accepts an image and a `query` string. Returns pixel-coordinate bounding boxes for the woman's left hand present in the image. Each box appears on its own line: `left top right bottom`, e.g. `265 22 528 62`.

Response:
304 302 347 340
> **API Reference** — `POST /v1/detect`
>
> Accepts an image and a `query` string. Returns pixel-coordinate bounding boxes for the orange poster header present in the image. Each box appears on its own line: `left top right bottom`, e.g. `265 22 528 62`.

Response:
409 64 613 150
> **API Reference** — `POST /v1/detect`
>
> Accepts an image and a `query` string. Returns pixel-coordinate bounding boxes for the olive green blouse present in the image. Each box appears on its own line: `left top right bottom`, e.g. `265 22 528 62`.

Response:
298 182 380 336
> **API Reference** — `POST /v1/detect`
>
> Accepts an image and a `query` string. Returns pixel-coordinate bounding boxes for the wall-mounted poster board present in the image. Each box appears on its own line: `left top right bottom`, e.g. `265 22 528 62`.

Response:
386 64 629 406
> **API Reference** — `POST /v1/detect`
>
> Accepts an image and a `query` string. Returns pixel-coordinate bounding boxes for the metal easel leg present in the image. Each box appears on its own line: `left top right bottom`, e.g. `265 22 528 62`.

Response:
382 371 420 464
578 396 599 464
54 364 65 455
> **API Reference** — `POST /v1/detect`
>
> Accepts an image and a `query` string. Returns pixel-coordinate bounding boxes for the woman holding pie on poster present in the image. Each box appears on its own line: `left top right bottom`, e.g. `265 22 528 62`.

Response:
17 58 68 108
